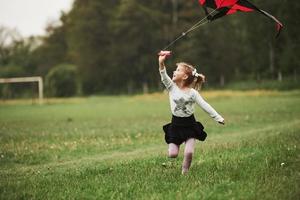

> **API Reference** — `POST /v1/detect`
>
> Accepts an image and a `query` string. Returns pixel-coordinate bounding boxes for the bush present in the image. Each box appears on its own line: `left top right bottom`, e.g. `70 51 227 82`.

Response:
45 64 79 97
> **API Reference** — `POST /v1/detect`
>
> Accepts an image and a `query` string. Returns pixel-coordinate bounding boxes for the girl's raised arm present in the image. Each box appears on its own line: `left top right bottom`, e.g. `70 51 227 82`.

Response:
158 53 173 91
158 51 171 71
159 55 167 71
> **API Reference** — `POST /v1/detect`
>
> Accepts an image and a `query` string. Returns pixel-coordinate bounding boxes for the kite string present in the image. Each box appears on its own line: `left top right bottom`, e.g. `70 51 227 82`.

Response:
162 20 210 51
185 19 209 34
162 6 219 50
161 20 208 51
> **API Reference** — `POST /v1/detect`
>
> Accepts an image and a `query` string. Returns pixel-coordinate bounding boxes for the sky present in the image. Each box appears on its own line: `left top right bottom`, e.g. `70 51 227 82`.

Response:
0 0 74 37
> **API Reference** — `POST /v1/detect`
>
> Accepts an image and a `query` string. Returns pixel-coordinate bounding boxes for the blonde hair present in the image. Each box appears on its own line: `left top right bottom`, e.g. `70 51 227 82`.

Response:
176 62 205 90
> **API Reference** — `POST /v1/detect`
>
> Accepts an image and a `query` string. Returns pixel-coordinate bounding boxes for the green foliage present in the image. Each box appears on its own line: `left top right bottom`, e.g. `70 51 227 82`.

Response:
0 91 299 199
31 17 69 76
45 64 79 97
0 64 25 78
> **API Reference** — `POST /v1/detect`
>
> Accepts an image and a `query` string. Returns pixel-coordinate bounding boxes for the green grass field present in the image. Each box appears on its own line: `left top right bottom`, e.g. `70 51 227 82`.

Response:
0 90 299 199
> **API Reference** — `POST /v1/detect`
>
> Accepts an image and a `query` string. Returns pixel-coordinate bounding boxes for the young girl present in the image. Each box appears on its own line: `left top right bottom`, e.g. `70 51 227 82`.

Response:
158 52 225 174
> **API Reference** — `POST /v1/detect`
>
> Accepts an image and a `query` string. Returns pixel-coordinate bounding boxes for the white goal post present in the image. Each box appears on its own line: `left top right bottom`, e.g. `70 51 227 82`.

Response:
0 76 43 104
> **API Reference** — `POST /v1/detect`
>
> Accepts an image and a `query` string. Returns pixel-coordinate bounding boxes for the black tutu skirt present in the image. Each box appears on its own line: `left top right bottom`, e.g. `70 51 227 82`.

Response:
163 114 207 145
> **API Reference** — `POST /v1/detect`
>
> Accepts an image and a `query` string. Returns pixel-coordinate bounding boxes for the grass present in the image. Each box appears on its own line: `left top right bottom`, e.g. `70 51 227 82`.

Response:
0 90 299 199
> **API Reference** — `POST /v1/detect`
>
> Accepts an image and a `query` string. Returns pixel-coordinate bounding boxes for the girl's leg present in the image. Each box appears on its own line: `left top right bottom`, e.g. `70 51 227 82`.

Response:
182 138 195 174
168 143 179 158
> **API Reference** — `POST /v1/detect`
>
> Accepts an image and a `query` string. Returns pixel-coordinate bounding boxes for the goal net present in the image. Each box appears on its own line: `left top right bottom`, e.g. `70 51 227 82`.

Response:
0 76 43 104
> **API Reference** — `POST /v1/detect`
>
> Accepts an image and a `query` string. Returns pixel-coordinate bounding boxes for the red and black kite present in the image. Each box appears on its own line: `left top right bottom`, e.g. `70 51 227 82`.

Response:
198 0 283 37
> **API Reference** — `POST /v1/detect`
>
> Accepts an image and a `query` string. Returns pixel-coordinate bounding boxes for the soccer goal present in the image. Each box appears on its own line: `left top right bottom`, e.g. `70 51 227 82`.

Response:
0 76 43 104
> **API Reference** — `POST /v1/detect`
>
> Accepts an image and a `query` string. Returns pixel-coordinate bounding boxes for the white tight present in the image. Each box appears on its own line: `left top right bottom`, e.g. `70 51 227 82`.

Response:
168 138 196 173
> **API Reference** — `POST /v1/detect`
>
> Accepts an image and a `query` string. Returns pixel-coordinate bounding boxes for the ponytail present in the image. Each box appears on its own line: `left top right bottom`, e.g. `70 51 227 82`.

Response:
193 73 205 91
176 62 206 91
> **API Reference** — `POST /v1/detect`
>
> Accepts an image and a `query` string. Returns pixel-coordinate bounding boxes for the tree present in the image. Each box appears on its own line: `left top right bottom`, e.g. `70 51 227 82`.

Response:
64 0 119 94
111 0 165 93
32 14 69 76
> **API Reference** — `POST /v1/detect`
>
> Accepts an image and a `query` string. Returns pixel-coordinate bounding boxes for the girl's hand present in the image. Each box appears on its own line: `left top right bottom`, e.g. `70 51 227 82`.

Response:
158 50 171 70
218 120 225 125
158 55 167 64
158 50 171 57
158 51 171 64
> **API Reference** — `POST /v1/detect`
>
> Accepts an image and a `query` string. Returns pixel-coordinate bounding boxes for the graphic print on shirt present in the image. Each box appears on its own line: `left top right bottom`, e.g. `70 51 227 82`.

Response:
173 97 194 115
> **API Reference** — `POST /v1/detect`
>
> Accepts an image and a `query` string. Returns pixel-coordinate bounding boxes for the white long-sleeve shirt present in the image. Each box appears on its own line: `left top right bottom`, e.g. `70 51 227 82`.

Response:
160 68 224 122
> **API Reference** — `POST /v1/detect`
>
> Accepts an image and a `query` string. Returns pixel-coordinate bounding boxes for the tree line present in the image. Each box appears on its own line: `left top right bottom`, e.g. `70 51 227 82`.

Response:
0 0 299 97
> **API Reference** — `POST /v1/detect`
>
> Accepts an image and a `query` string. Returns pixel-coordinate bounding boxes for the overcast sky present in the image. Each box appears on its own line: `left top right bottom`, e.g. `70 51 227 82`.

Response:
0 0 74 37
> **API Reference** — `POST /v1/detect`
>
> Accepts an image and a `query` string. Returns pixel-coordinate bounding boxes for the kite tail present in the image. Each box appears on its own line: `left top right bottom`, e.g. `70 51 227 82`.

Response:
240 0 283 37
257 9 283 38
